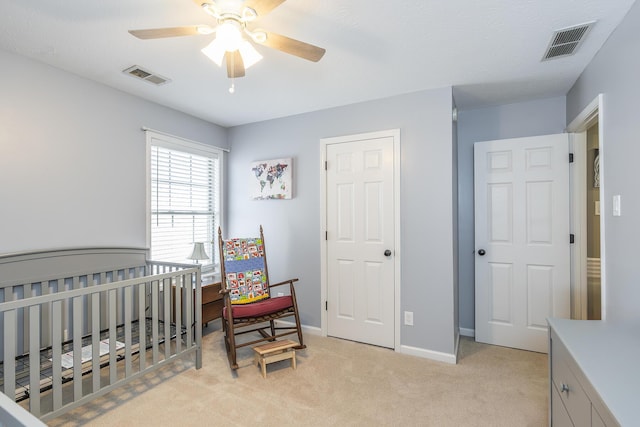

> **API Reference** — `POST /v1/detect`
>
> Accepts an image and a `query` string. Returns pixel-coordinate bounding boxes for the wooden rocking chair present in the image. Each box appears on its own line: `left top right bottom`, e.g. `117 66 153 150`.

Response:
218 226 305 370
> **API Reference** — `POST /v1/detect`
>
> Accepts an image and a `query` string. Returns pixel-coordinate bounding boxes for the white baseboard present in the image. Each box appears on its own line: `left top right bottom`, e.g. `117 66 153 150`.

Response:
273 320 322 336
453 333 460 364
399 344 457 364
300 324 322 336
459 328 475 338
276 320 457 364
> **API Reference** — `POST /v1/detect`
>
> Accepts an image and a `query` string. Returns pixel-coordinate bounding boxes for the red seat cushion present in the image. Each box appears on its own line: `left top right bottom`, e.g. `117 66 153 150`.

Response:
223 296 293 319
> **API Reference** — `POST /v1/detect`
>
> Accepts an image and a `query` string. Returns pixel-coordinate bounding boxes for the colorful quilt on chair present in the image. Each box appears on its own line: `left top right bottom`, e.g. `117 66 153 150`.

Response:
222 238 269 304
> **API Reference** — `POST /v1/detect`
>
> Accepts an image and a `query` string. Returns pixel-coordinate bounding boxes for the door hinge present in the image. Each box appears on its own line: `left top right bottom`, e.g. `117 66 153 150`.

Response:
570 234 575 244
325 161 328 170
569 153 574 163
325 231 328 240
325 301 328 311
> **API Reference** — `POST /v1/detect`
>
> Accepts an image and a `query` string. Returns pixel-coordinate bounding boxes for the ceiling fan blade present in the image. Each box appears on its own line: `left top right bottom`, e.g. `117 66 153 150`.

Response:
243 0 286 17
128 26 203 40
226 51 246 78
260 32 326 62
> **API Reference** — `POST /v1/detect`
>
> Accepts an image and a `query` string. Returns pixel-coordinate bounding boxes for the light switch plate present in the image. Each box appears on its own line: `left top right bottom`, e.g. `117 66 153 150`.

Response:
404 311 414 326
613 195 621 216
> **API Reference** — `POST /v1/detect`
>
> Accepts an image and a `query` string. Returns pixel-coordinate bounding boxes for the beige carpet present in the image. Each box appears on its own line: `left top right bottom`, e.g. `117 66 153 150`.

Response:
48 323 548 426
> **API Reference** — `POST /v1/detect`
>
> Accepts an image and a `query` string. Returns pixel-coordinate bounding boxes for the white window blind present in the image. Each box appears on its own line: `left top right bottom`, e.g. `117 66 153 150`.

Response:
149 134 221 271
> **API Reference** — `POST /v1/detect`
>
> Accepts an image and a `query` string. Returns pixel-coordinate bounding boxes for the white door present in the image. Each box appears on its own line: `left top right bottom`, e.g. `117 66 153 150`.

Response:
325 134 396 348
474 134 571 353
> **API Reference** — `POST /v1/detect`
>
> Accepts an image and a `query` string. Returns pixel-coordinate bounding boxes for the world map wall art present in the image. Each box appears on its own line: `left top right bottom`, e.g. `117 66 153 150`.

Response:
250 158 293 200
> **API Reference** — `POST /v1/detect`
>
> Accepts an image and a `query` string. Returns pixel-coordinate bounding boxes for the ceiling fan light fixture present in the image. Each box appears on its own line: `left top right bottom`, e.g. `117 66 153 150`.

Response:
201 39 226 67
216 20 243 52
241 7 258 22
238 40 263 68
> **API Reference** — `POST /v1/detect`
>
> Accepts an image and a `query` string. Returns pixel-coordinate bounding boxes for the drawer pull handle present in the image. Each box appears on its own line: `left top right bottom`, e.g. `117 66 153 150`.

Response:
561 383 570 394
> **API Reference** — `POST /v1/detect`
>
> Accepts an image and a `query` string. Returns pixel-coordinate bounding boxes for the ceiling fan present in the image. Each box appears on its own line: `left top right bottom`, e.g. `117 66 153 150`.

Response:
129 0 326 84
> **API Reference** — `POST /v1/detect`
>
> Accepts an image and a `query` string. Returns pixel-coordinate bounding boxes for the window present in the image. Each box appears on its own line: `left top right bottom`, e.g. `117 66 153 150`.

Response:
146 131 223 273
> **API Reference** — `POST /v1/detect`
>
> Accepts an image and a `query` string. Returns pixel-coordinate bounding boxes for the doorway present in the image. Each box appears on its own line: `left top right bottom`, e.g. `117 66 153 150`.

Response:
567 94 605 321
585 123 601 319
320 129 401 350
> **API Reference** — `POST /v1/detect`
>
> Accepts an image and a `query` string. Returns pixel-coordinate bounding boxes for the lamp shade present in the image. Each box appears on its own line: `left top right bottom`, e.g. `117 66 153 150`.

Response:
188 242 210 261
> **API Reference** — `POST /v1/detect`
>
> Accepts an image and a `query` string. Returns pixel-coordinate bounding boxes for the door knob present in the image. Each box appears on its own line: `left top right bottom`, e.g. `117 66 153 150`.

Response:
477 249 486 256
384 249 392 257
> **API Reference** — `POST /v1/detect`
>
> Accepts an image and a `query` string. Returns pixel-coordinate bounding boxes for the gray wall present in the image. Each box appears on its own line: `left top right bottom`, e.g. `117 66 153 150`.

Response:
0 49 227 254
227 87 458 355
456 96 567 331
566 1 640 322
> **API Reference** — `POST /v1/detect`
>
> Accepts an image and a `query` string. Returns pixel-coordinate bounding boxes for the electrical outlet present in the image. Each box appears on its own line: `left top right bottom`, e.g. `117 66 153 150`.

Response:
277 292 284 297
404 311 414 326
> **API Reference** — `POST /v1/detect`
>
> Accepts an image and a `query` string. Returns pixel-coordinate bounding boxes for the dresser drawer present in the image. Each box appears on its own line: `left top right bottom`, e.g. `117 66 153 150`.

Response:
592 406 606 427
551 336 591 427
551 386 573 427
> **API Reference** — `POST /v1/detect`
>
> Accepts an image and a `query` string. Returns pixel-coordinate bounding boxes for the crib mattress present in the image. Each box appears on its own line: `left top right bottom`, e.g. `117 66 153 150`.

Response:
0 318 184 402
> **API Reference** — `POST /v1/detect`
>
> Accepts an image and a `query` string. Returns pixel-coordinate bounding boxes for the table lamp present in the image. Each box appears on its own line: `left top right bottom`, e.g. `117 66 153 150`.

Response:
188 242 209 265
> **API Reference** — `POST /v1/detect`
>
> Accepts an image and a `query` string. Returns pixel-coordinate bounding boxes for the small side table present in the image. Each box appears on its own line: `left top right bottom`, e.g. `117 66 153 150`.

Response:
201 281 223 326
253 340 297 378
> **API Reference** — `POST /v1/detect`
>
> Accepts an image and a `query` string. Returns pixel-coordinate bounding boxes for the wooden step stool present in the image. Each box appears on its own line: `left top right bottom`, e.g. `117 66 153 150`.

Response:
253 340 297 378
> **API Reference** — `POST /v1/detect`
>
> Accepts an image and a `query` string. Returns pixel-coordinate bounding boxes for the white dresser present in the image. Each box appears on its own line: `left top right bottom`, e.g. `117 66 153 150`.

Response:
548 318 640 426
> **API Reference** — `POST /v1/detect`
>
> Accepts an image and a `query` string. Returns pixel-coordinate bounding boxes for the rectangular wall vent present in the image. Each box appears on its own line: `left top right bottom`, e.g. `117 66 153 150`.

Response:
542 21 595 61
123 65 171 85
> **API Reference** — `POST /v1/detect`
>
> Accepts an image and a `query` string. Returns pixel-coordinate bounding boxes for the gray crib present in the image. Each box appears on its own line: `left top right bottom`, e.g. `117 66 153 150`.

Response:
0 247 202 422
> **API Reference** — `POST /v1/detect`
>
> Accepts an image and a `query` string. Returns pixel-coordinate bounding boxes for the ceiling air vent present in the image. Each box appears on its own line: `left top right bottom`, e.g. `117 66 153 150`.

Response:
123 65 171 85
542 21 595 61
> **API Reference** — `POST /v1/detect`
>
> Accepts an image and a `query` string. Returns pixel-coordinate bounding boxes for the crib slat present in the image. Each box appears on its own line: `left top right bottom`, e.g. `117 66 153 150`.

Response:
100 272 107 330
187 274 195 348
72 296 83 401
152 280 159 365
51 301 63 411
115 270 123 335
23 283 32 359
138 283 146 372
134 267 144 320
186 273 193 349
91 292 101 393
3 310 16 399
124 286 132 378
108 289 117 385
86 275 95 338
60 279 68 347
194 272 202 369
163 278 171 360
174 275 182 354
41 281 51 348
73 276 83 339
29 305 41 417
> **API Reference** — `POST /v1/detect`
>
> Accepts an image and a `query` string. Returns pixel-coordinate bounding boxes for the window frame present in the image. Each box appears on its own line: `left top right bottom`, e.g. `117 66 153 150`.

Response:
145 130 224 275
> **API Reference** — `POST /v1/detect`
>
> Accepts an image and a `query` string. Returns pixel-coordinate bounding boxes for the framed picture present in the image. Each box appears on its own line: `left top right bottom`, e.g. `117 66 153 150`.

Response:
250 158 293 199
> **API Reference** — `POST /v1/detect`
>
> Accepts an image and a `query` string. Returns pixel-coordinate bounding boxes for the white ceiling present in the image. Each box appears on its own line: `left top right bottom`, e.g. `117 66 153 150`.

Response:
0 0 636 127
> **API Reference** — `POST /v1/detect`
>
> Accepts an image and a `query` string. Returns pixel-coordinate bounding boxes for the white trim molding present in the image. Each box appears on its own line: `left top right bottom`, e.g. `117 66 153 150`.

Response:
399 345 457 365
566 94 605 320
